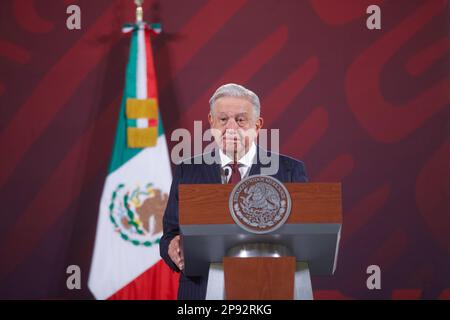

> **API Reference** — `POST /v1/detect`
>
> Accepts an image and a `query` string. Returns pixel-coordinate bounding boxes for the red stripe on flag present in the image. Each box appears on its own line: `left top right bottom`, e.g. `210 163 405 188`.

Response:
148 118 157 127
108 259 180 300
145 28 158 99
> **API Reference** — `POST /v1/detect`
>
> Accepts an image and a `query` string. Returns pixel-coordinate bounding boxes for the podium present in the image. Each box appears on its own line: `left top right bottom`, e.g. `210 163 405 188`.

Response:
179 182 342 300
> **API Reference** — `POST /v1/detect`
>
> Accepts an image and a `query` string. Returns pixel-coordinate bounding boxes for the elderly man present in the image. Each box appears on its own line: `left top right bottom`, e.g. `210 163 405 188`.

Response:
160 83 308 300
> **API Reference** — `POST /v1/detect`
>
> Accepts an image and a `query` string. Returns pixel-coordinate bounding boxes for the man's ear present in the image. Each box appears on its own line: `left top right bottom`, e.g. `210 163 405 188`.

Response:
255 117 264 133
208 112 213 126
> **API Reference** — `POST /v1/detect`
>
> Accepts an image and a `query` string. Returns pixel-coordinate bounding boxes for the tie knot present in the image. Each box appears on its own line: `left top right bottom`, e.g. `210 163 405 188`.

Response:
230 162 241 169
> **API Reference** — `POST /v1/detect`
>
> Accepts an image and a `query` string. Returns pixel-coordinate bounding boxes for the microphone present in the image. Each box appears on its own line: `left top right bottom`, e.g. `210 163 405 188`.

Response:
223 167 231 181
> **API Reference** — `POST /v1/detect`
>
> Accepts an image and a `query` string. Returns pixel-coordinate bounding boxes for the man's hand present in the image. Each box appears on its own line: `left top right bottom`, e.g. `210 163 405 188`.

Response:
168 235 184 271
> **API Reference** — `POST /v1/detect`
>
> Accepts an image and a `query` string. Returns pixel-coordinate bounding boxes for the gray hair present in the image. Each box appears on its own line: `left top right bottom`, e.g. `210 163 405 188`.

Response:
209 83 261 118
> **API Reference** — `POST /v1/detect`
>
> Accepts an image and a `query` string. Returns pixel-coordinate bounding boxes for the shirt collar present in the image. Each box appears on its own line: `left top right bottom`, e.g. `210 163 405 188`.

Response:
219 142 257 168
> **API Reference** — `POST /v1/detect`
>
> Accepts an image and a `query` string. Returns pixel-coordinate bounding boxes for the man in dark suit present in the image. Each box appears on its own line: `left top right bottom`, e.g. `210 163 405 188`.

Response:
160 83 308 300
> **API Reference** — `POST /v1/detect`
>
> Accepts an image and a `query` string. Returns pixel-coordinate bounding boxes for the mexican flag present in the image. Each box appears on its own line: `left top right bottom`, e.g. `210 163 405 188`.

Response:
88 22 179 300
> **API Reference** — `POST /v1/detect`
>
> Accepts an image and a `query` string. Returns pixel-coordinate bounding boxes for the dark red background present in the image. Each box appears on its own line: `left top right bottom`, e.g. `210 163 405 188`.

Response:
0 0 449 299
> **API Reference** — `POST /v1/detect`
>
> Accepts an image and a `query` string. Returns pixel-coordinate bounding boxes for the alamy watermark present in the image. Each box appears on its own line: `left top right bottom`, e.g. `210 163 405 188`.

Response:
366 5 381 30
366 265 381 290
66 5 81 30
65 4 381 31
66 265 81 290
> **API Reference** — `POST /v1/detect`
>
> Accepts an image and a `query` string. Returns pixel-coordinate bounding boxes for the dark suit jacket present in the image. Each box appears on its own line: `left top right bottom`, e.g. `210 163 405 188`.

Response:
160 146 308 300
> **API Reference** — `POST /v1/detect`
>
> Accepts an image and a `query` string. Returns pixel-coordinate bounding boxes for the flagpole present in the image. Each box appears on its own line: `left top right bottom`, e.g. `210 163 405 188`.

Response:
134 0 144 23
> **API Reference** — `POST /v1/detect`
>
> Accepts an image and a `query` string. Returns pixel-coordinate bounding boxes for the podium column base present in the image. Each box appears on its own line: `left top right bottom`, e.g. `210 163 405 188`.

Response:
205 261 313 300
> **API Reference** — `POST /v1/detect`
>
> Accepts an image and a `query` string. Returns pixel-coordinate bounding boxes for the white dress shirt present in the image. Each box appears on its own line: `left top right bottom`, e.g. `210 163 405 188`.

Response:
218 143 257 183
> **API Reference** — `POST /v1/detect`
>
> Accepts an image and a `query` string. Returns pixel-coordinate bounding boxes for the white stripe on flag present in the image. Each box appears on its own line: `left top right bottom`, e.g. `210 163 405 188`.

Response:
136 118 149 128
136 26 147 99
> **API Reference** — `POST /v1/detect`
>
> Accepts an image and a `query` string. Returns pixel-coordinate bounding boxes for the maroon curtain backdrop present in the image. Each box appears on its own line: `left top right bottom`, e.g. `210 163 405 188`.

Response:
0 0 448 299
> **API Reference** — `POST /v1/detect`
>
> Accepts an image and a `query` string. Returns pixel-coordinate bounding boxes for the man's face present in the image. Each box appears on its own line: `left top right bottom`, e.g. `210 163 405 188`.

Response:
208 96 263 159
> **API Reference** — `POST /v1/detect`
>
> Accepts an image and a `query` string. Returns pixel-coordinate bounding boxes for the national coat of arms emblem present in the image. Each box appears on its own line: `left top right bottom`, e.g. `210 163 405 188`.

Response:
109 183 168 246
229 175 292 234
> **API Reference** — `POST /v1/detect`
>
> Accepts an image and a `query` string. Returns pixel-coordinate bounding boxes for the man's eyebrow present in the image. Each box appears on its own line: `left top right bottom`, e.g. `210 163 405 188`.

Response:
216 112 249 117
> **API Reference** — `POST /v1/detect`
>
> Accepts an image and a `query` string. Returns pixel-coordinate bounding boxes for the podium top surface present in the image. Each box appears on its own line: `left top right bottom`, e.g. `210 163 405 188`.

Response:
179 183 342 226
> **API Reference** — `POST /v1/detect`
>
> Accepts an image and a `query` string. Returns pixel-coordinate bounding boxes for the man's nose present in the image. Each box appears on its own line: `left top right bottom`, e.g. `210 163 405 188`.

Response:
225 117 239 130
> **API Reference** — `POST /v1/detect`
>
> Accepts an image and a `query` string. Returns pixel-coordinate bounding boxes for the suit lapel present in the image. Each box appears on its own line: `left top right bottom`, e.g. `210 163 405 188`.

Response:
203 148 222 183
248 145 263 177
206 162 222 183
248 161 261 176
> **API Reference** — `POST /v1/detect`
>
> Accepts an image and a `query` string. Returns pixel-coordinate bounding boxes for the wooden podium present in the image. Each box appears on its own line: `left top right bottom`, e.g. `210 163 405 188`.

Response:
179 183 342 300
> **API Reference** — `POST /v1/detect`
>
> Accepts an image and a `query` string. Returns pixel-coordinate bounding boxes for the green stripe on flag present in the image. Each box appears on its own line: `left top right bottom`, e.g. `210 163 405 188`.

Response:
157 111 164 136
127 119 138 127
108 30 140 174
